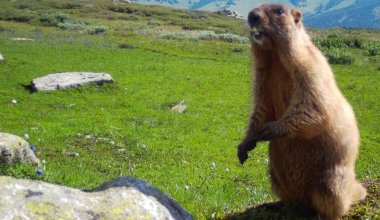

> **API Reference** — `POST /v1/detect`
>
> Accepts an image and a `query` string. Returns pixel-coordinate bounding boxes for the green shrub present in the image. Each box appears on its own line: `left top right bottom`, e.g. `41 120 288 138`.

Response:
197 30 217 40
147 19 161 26
343 38 363 49
366 47 378 56
325 48 354 65
159 30 248 44
119 44 135 49
182 24 199 30
217 33 249 44
39 12 70 26
313 37 364 49
86 25 109 35
313 37 346 49
57 22 87 31
0 9 34 22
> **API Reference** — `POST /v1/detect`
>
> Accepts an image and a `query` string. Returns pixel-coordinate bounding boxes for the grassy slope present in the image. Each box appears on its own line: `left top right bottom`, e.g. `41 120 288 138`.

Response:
0 0 379 219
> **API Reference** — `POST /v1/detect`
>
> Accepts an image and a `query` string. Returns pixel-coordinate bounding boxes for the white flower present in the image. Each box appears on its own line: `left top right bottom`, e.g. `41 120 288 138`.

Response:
184 185 190 190
211 213 216 219
225 168 230 172
24 134 29 140
265 159 269 164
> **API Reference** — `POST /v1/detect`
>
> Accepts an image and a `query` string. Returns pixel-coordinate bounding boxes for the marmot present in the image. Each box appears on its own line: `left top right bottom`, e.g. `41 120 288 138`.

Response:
237 4 366 220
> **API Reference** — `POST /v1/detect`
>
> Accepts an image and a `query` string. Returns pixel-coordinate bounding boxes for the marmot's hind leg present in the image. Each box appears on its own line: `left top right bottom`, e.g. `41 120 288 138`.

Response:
269 169 291 203
310 168 360 220
350 181 367 204
311 190 350 220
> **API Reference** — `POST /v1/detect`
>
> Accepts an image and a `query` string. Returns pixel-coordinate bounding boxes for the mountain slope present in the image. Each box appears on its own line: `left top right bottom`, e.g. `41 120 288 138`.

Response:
304 1 380 29
132 0 380 29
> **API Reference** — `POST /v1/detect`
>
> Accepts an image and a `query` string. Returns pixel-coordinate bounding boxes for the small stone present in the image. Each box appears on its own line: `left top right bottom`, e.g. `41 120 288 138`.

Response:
69 152 79 157
11 99 17 104
171 101 187 113
11 37 34 41
117 148 126 153
212 162 216 169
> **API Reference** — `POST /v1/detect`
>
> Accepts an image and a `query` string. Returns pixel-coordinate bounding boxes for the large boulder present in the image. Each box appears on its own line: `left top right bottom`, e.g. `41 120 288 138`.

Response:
30 72 113 92
0 176 193 220
0 132 40 166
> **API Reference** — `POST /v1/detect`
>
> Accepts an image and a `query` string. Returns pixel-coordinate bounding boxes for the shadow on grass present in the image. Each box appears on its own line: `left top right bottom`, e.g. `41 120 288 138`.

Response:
222 180 379 220
221 201 318 220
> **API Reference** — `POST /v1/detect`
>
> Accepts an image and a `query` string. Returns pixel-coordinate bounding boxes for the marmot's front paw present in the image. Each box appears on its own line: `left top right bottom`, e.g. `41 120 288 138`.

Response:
237 140 257 164
256 121 284 141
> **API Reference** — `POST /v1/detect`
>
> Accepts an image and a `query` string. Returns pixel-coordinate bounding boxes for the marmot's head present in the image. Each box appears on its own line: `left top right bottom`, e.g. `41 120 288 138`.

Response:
248 4 302 49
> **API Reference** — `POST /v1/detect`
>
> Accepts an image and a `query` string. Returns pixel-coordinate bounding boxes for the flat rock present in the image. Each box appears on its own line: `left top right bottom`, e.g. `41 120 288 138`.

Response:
31 72 113 91
11 37 35 41
171 101 187 113
0 132 40 166
0 176 193 220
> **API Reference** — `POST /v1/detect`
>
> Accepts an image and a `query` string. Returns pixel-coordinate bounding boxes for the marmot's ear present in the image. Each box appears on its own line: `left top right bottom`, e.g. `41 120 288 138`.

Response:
291 9 302 24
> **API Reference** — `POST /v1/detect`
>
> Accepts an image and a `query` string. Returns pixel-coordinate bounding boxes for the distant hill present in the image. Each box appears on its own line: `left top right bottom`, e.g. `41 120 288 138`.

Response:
132 0 380 29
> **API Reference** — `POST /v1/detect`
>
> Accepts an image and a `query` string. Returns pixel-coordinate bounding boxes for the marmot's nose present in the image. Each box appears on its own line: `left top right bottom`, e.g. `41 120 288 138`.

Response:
248 9 261 27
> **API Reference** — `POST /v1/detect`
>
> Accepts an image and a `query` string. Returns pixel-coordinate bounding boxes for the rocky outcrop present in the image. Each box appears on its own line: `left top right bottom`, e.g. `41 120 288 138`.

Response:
113 0 133 3
30 72 113 91
0 176 192 220
0 132 40 166
216 9 245 19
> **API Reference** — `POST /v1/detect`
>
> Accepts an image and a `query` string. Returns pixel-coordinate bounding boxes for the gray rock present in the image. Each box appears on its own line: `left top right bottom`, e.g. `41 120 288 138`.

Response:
0 176 193 220
0 132 40 166
113 0 133 4
171 101 187 113
216 9 245 19
31 72 113 91
11 37 35 41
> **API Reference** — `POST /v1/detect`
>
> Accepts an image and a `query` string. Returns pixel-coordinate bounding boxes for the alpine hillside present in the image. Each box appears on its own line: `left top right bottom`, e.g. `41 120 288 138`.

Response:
132 0 380 29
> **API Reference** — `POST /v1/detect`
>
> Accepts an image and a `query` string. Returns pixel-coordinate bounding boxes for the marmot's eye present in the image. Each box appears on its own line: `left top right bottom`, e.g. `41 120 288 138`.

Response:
273 8 284 16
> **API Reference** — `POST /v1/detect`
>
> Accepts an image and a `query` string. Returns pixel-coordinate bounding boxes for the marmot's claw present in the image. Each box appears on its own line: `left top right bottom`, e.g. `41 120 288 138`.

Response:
238 148 248 164
237 140 257 164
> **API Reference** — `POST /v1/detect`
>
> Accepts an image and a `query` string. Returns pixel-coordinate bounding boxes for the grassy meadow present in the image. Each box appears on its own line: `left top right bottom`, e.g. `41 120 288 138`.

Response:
0 0 379 219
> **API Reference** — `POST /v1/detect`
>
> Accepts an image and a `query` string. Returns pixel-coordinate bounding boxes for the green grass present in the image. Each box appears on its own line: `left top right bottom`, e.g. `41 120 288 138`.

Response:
0 0 379 219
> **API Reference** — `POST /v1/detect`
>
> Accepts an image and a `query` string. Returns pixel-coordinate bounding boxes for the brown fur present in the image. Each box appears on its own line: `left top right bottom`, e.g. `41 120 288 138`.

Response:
237 4 367 220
